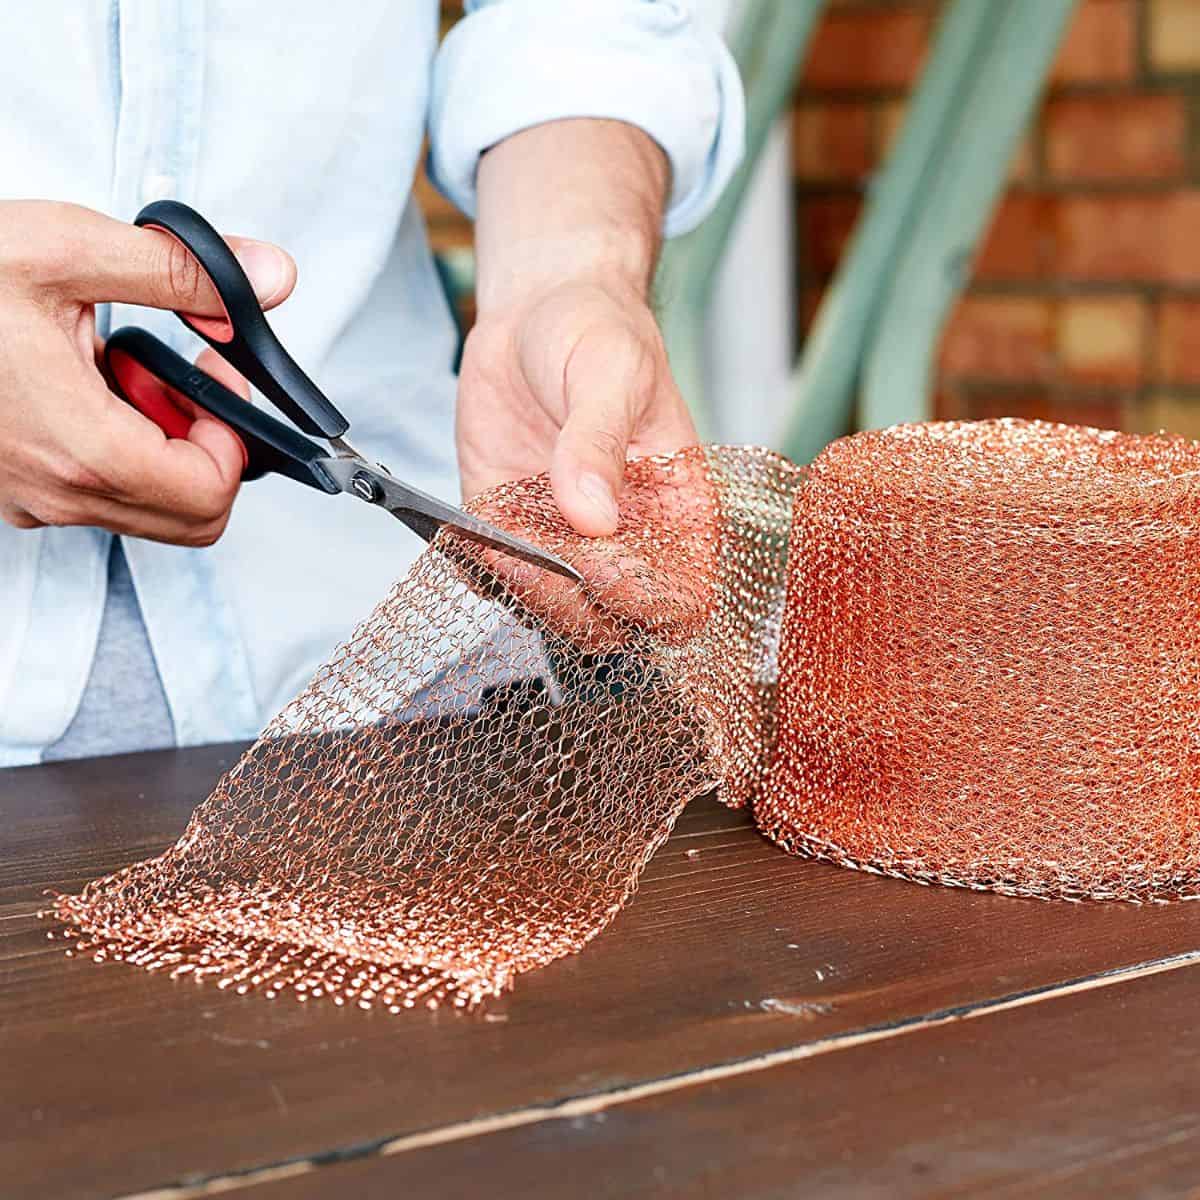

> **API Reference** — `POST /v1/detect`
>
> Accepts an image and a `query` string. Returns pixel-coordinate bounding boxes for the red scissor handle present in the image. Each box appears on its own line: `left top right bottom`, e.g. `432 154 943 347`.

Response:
106 327 340 492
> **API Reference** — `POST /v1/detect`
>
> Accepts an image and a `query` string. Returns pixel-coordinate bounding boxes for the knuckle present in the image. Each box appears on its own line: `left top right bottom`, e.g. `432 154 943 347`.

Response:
30 494 86 528
623 334 659 394
577 323 658 395
586 427 626 470
180 514 228 548
198 497 232 527
195 482 236 525
48 451 111 496
162 237 205 307
1 507 41 531
178 486 234 532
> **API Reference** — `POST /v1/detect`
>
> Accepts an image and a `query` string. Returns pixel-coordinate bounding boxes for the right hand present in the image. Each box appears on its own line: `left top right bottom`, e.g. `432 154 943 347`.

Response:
0 199 295 546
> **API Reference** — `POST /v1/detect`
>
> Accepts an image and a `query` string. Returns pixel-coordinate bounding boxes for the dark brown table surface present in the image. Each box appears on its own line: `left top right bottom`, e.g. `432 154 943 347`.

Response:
5 744 1200 1199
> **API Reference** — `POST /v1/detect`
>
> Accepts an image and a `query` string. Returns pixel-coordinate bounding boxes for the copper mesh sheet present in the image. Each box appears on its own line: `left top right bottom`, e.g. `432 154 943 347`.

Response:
50 421 1200 1010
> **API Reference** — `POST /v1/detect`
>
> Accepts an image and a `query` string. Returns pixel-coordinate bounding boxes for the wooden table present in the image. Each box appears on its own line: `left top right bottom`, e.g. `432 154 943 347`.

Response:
5 744 1200 1199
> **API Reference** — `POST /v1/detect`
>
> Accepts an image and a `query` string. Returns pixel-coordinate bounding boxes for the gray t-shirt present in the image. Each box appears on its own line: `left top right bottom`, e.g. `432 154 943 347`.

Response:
43 540 175 761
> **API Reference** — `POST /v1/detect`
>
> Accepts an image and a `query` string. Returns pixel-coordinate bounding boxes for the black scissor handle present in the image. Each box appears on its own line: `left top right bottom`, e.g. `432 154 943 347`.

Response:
106 327 340 493
133 200 349 440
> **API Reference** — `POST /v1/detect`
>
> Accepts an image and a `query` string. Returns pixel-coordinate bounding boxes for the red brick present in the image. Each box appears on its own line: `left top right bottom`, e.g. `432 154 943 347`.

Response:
1044 93 1187 181
1162 195 1200 284
803 8 931 91
1057 195 1162 279
876 98 908 158
415 160 458 221
932 386 960 421
426 220 473 253
1155 298 1200 385
1057 295 1147 385
415 162 472 251
939 295 1056 381
792 102 874 182
798 194 862 278
1057 192 1200 283
1051 0 1136 83
1131 392 1200 438
974 195 1056 282
1148 0 1200 73
945 390 1124 429
966 393 1059 422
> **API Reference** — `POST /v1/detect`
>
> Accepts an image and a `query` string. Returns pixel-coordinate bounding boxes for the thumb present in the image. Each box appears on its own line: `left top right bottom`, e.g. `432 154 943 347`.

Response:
51 203 295 314
550 381 632 539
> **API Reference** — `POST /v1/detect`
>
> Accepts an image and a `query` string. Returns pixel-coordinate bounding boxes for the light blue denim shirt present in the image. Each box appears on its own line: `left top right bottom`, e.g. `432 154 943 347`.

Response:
0 0 743 766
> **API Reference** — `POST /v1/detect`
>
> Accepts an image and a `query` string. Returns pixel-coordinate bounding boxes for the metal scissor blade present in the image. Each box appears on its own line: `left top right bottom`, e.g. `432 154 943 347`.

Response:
321 458 584 585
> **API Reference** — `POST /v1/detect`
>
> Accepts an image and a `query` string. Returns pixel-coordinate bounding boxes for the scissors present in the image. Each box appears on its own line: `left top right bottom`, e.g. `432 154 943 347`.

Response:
104 200 583 584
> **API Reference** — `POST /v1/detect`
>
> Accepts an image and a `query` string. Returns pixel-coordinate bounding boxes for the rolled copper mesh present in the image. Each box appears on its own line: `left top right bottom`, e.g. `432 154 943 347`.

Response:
49 421 1200 1010
760 420 1200 901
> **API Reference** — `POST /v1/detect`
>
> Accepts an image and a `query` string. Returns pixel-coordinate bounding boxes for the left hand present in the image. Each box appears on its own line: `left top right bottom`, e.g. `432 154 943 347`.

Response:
456 274 696 540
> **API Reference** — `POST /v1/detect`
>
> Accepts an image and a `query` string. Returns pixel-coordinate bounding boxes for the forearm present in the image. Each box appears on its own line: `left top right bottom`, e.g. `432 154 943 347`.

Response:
474 118 669 313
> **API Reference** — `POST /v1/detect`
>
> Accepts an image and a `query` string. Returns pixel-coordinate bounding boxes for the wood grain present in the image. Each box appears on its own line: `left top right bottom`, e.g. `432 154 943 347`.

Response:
260 954 1200 1199
4 745 1200 1198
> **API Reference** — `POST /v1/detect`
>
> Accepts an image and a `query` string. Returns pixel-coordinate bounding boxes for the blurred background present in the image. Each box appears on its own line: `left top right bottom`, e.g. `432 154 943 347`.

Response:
421 0 1200 451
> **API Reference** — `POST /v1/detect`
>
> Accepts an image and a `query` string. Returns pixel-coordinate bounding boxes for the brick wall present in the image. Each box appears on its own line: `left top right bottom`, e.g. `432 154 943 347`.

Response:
424 0 1200 436
799 0 1200 434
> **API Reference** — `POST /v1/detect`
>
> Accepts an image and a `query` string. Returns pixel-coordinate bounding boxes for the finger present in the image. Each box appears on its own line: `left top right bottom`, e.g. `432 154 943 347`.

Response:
0 501 44 531
100 340 249 479
26 486 232 546
92 388 243 526
450 448 720 653
35 202 296 313
548 334 643 538
184 415 248 486
627 382 698 459
189 348 252 474
195 348 251 399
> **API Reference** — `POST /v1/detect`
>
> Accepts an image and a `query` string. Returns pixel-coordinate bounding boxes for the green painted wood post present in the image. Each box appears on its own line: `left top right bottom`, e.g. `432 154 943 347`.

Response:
858 0 1077 432
779 0 1007 463
659 0 826 439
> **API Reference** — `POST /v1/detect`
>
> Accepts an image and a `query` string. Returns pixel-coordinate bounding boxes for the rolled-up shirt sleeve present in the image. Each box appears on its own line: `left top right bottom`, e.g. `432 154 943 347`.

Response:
428 0 745 238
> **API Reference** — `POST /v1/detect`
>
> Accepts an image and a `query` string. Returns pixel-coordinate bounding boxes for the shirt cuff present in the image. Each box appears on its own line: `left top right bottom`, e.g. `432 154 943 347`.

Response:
428 0 745 238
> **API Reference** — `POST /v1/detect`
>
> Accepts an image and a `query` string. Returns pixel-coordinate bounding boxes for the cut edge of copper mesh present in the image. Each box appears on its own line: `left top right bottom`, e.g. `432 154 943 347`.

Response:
46 420 1200 1012
49 445 798 1009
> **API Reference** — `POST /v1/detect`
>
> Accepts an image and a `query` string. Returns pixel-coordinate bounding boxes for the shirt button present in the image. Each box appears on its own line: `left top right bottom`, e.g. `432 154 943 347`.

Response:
140 172 176 204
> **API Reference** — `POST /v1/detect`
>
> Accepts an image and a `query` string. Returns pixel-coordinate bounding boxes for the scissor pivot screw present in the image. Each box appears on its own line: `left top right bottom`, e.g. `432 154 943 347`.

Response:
351 471 382 504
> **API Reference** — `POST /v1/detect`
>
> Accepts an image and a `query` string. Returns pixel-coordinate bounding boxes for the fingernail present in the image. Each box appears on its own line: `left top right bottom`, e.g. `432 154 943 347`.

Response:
234 241 287 304
578 472 619 528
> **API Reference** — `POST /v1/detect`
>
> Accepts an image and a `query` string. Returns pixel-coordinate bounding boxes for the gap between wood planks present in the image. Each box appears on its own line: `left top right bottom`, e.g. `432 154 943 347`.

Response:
121 946 1200 1200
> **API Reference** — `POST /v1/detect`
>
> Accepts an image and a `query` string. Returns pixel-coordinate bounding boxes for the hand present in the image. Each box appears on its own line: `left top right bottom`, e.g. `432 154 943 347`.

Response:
456 118 695 540
454 285 711 650
456 274 697 537
451 120 708 647
0 199 295 546
455 441 720 654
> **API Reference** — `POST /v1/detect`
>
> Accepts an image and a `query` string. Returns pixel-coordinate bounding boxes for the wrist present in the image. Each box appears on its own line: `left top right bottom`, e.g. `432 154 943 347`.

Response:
475 227 656 315
473 118 668 316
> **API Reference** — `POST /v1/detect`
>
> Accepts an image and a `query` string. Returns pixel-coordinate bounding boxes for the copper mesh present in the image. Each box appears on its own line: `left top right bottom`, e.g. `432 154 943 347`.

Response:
762 420 1200 901
49 421 1200 1010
